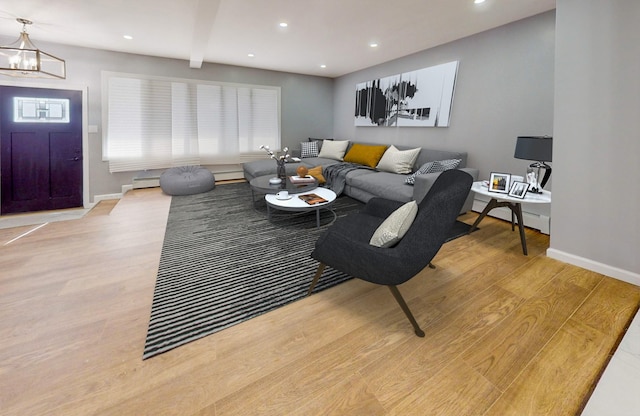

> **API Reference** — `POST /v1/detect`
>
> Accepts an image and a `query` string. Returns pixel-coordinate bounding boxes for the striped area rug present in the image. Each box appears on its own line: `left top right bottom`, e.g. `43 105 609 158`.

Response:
143 182 362 359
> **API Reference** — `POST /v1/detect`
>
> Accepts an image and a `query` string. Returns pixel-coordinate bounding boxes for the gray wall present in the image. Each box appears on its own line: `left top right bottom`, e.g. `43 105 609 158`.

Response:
333 11 556 219
549 0 640 281
0 37 334 199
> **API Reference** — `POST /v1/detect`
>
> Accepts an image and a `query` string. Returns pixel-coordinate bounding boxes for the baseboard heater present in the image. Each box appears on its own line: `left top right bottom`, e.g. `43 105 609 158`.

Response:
132 176 161 189
132 170 245 190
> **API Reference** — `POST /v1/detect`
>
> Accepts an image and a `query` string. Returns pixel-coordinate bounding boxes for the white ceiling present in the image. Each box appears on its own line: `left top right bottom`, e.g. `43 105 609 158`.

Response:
0 0 555 78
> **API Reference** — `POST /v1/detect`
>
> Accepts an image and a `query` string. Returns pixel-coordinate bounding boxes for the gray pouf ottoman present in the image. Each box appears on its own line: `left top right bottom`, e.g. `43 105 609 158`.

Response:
160 166 215 196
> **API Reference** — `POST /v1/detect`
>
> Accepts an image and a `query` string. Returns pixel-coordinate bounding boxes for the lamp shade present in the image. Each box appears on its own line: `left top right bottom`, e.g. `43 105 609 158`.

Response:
514 136 552 162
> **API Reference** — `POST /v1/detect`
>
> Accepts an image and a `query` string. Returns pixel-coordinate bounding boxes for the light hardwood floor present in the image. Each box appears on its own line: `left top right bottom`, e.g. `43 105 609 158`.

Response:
1 186 639 416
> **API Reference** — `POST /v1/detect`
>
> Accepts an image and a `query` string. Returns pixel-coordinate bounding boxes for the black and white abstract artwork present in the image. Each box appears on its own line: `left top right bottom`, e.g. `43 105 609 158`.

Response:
354 61 458 127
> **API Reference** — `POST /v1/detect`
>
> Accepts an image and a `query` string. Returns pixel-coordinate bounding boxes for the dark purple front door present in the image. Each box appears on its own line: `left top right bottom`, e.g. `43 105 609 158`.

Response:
1 86 83 214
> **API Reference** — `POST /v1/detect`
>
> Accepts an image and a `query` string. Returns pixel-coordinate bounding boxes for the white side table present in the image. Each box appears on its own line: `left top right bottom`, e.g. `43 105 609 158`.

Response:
264 187 337 228
469 181 551 255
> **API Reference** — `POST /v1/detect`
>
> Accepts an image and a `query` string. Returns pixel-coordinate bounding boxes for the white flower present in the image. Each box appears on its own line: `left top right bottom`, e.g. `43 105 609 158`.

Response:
260 144 290 162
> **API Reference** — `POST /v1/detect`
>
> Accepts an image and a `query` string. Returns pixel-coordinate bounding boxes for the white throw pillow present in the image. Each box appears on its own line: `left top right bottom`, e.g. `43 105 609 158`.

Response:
369 201 419 248
376 145 421 174
318 140 349 160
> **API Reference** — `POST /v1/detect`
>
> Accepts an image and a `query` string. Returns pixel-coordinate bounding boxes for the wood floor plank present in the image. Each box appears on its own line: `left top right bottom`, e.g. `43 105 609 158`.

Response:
0 187 636 415
462 274 591 391
573 277 640 337
214 291 442 415
497 256 569 299
389 359 501 416
551 263 604 291
0 189 172 416
485 318 620 416
292 372 388 416
359 285 523 410
419 251 529 315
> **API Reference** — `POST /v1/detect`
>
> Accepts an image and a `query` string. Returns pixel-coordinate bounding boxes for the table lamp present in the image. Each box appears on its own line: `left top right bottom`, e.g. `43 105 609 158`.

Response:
514 136 552 193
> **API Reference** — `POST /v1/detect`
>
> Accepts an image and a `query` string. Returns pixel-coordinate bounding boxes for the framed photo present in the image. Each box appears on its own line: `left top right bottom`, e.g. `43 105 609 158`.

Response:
508 181 530 199
488 172 511 194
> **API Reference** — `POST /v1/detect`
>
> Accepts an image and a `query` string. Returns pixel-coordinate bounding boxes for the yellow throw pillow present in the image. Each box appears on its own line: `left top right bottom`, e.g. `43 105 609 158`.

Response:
343 143 389 168
308 166 326 184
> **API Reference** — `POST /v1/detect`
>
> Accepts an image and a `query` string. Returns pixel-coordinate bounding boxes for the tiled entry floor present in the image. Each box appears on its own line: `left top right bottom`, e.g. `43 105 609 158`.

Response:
0 207 90 230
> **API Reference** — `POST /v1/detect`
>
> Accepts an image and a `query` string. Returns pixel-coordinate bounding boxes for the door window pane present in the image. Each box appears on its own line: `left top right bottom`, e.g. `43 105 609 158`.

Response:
13 97 70 123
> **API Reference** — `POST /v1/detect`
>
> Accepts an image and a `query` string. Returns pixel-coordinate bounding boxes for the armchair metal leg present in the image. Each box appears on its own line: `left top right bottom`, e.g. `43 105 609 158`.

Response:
307 263 326 296
388 286 425 337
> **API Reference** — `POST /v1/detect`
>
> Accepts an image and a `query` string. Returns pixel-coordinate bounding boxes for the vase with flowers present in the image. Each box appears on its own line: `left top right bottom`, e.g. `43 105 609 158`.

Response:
259 145 290 183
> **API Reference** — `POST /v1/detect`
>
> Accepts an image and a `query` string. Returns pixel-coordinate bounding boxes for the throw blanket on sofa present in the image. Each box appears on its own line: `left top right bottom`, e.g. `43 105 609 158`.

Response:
324 162 376 196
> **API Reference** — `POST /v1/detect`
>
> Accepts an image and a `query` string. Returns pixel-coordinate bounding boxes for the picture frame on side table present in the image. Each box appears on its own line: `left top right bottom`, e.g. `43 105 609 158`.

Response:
508 181 529 199
488 172 511 193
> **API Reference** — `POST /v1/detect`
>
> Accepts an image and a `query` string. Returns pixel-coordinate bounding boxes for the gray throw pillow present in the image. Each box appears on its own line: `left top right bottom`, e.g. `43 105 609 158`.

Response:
300 141 319 158
405 159 461 185
405 161 435 185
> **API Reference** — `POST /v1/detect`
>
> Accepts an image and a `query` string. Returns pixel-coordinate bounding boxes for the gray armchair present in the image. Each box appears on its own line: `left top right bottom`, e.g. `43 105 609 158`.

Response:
307 169 473 336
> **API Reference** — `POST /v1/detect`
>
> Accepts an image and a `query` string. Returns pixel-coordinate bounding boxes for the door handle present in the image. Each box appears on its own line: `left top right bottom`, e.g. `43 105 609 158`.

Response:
67 157 81 161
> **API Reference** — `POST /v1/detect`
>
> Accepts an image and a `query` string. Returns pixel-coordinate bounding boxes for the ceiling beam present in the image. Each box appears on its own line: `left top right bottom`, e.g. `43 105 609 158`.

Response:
189 0 221 69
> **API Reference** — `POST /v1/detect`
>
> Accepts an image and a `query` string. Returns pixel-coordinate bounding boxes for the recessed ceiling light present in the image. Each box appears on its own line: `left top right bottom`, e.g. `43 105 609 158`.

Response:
474 0 486 4
320 64 326 68
248 53 255 58
123 35 133 40
370 43 378 48
279 22 288 28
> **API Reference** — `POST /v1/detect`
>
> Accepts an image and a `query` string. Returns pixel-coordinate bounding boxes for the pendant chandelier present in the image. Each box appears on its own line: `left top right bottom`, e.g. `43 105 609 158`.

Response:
0 18 66 79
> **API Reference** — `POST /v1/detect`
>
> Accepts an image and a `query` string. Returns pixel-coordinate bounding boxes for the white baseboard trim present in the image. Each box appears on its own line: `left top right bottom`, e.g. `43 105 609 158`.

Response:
132 177 160 189
547 248 640 287
94 193 123 203
472 199 550 235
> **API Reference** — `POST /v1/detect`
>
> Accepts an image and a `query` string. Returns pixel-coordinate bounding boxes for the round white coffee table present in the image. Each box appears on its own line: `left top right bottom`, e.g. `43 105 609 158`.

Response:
249 174 318 205
469 181 551 255
264 187 337 228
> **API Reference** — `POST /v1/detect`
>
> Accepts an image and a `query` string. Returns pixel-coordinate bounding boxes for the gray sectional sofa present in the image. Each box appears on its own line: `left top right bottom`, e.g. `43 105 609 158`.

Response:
243 140 479 214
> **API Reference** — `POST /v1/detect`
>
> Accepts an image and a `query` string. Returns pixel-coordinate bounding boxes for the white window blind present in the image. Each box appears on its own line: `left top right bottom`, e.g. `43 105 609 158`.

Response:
103 73 280 173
